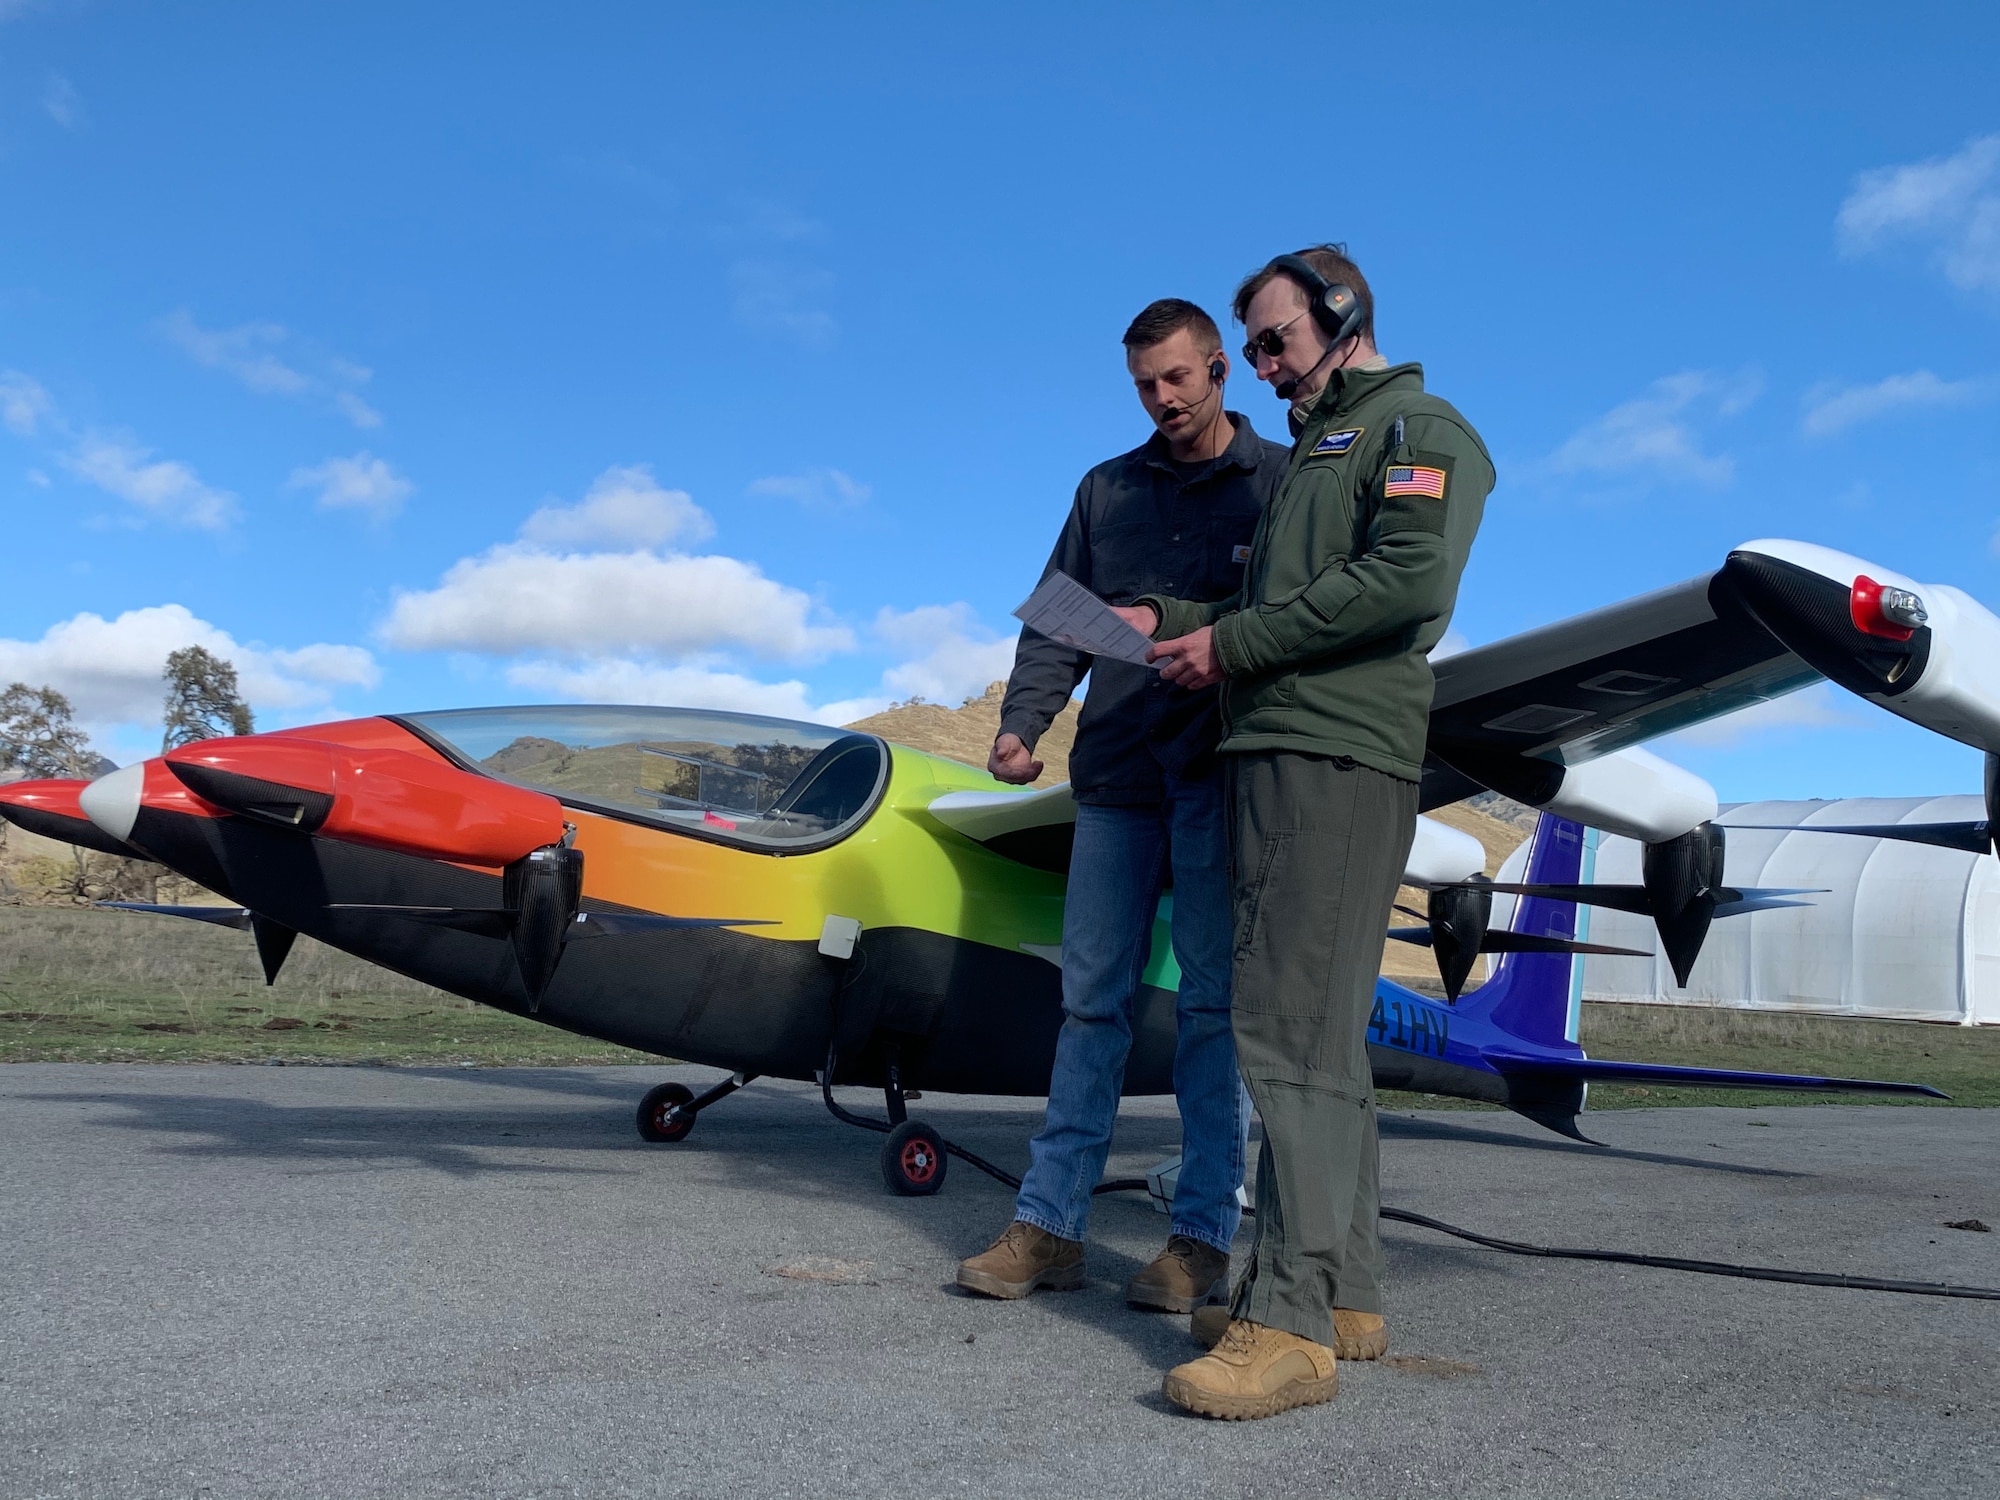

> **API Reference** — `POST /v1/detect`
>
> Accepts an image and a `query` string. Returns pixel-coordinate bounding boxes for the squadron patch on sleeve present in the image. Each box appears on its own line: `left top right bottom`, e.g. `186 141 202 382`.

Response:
1383 465 1448 499
1310 427 1364 456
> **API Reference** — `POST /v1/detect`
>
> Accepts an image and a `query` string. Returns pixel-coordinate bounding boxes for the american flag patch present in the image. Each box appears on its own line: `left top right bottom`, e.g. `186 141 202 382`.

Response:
1384 465 1447 499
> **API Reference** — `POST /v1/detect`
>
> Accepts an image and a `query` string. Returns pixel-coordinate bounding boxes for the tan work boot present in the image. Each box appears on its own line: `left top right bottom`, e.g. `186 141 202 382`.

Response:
1163 1317 1339 1420
1192 1303 1389 1361
955 1221 1085 1299
1126 1235 1231 1313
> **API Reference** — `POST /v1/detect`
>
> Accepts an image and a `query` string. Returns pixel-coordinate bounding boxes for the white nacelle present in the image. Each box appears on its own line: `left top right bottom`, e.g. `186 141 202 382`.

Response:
1542 746 1719 845
1737 538 2000 756
1404 814 1486 887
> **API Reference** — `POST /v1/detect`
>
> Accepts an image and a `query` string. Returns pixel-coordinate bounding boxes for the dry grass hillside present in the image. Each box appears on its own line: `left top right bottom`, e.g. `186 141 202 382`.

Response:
846 682 1081 785
843 684 1530 992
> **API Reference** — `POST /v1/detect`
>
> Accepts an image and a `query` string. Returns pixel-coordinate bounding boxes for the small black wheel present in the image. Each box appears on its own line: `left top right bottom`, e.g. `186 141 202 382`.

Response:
637 1082 696 1143
881 1119 948 1196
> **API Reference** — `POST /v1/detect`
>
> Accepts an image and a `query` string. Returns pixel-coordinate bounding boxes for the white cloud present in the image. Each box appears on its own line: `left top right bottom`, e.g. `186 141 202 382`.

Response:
383 547 851 660
0 604 379 742
42 72 79 128
334 391 383 429
1800 370 1988 437
66 437 237 530
746 467 871 511
504 659 881 727
0 371 53 436
160 311 309 395
1429 627 1471 661
160 310 382 427
873 604 1018 705
1668 685 1858 748
519 464 713 549
1838 135 2000 293
729 260 836 348
1545 370 1761 489
287 451 414 518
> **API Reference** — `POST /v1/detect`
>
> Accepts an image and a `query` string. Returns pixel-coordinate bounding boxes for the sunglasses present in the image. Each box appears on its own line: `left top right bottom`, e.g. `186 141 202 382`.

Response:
1242 310 1308 363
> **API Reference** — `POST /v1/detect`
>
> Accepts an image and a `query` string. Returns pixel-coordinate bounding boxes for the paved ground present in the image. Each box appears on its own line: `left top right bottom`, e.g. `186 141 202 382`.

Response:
1 1065 1996 1500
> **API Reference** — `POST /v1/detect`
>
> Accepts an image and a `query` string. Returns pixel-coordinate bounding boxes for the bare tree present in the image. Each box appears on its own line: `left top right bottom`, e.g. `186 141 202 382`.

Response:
161 646 255 752
0 682 96 779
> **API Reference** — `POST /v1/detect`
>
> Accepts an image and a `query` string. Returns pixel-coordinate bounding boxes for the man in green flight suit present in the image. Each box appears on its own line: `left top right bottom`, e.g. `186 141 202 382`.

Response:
1115 245 1493 1421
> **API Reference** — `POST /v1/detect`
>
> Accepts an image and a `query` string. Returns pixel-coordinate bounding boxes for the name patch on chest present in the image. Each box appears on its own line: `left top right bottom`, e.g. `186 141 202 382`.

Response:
1231 544 1252 564
1310 427 1364 456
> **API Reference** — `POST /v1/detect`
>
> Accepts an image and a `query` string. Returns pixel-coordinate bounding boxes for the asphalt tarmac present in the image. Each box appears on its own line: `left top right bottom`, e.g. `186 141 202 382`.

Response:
2 1064 1996 1500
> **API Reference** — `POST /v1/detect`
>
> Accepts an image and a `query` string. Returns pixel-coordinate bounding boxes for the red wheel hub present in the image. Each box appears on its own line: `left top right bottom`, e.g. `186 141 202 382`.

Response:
900 1139 938 1183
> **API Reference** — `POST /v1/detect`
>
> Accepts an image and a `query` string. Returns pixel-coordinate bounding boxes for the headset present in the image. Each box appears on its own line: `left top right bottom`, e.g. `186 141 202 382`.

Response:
1267 253 1367 348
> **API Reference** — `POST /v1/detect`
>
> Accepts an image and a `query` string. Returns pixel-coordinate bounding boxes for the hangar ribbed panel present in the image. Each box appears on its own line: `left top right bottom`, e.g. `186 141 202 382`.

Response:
1493 797 1999 1025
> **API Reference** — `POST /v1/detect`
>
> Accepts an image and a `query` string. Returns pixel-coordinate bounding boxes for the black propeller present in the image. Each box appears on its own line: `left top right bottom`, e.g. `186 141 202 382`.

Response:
1726 753 2000 859
98 903 300 985
1387 878 1651 1002
327 837 771 1011
1433 822 1825 989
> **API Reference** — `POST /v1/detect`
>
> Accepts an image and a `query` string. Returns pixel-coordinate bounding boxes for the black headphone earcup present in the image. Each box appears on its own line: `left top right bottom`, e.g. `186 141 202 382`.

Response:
1209 358 1226 384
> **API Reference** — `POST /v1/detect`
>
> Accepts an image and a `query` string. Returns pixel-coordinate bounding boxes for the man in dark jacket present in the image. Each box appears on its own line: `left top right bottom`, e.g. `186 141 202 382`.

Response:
1125 247 1492 1419
955 299 1287 1313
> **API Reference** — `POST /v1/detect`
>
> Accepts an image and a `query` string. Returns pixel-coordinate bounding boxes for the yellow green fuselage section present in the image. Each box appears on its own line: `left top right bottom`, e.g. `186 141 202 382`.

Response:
565 744 1182 992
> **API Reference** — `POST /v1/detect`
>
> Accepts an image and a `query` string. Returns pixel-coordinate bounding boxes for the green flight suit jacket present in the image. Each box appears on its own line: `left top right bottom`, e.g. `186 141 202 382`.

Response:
1138 361 1492 783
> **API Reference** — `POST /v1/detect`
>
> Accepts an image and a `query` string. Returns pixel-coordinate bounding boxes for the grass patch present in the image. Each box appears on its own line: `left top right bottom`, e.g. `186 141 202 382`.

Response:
0 905 656 1066
5 907 1996 1106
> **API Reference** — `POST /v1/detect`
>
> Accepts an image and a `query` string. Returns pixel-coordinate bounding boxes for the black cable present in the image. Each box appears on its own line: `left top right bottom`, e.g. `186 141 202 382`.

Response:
1378 1205 2000 1301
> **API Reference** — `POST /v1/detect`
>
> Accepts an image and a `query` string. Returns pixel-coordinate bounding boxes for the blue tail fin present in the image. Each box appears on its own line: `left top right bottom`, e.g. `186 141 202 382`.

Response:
1461 813 1589 1051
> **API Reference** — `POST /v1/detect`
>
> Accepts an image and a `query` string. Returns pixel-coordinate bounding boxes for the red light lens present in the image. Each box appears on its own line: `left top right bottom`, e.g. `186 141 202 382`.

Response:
1849 575 1915 642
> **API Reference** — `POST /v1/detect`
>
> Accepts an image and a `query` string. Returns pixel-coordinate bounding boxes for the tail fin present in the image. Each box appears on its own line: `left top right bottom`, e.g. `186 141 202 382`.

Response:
1462 813 1589 1050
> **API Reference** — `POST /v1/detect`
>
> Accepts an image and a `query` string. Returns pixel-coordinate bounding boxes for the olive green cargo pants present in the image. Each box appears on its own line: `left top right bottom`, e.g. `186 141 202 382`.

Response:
1224 751 1418 1345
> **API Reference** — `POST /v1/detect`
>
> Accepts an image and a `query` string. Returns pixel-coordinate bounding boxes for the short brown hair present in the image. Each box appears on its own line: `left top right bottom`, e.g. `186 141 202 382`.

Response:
1122 298 1223 356
1232 244 1374 344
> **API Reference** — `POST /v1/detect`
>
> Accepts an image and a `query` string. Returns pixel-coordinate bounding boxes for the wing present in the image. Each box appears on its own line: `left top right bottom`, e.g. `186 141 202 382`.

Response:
925 784 1078 873
1422 570 1818 811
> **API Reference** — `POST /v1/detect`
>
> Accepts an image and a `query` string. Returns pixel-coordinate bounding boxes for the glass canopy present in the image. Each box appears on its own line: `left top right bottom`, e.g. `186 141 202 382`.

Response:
397 705 887 849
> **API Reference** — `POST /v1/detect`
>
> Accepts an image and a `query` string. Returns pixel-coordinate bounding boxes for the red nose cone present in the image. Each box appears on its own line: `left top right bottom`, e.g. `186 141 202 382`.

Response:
165 736 567 866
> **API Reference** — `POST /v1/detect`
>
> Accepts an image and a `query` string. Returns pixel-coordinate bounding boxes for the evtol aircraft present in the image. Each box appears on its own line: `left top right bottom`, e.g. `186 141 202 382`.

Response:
3 539 1991 1193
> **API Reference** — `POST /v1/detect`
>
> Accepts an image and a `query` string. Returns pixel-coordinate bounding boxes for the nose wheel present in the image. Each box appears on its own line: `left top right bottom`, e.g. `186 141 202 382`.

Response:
636 1072 754 1143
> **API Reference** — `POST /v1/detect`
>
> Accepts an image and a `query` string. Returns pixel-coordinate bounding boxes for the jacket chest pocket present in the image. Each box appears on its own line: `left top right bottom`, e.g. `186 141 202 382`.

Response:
1086 520 1154 601
1262 461 1362 599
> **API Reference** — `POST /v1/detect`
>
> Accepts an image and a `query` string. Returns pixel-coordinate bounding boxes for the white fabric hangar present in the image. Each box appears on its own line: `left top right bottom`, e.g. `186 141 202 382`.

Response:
1492 797 2000 1025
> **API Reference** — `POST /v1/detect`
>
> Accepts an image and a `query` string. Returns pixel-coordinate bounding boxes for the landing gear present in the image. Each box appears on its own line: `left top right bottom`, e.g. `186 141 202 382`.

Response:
636 1082 695 1142
881 1118 947 1196
635 1071 756 1144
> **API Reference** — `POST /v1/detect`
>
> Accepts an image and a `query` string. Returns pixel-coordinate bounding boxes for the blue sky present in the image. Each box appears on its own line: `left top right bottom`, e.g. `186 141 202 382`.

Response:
1 2 1996 801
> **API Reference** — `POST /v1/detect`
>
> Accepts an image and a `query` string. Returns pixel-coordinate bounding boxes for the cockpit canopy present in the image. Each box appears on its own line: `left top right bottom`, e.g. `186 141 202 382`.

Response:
396 705 887 850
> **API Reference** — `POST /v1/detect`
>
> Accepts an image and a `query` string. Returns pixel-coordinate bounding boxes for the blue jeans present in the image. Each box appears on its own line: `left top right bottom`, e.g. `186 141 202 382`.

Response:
1013 774 1249 1253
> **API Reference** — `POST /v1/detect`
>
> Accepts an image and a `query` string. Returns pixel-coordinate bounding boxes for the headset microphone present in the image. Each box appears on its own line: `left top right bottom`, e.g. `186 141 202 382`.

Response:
1159 357 1230 427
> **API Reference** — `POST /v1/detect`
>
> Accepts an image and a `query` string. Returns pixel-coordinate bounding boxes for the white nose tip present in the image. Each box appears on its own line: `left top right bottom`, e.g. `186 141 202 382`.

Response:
79 762 144 843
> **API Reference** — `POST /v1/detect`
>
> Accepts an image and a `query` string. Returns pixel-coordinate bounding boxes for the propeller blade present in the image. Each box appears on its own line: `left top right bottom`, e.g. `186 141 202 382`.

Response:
326 903 514 938
98 902 253 929
1712 896 1817 918
1477 931 1653 958
1386 927 1434 946
567 911 776 938
1450 881 1658 916
1728 820 1992 855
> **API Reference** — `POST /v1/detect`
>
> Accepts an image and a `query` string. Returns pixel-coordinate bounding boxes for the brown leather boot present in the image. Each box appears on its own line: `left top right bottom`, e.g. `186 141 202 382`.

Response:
1163 1318 1339 1420
1126 1236 1231 1313
1192 1303 1389 1360
955 1221 1085 1299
